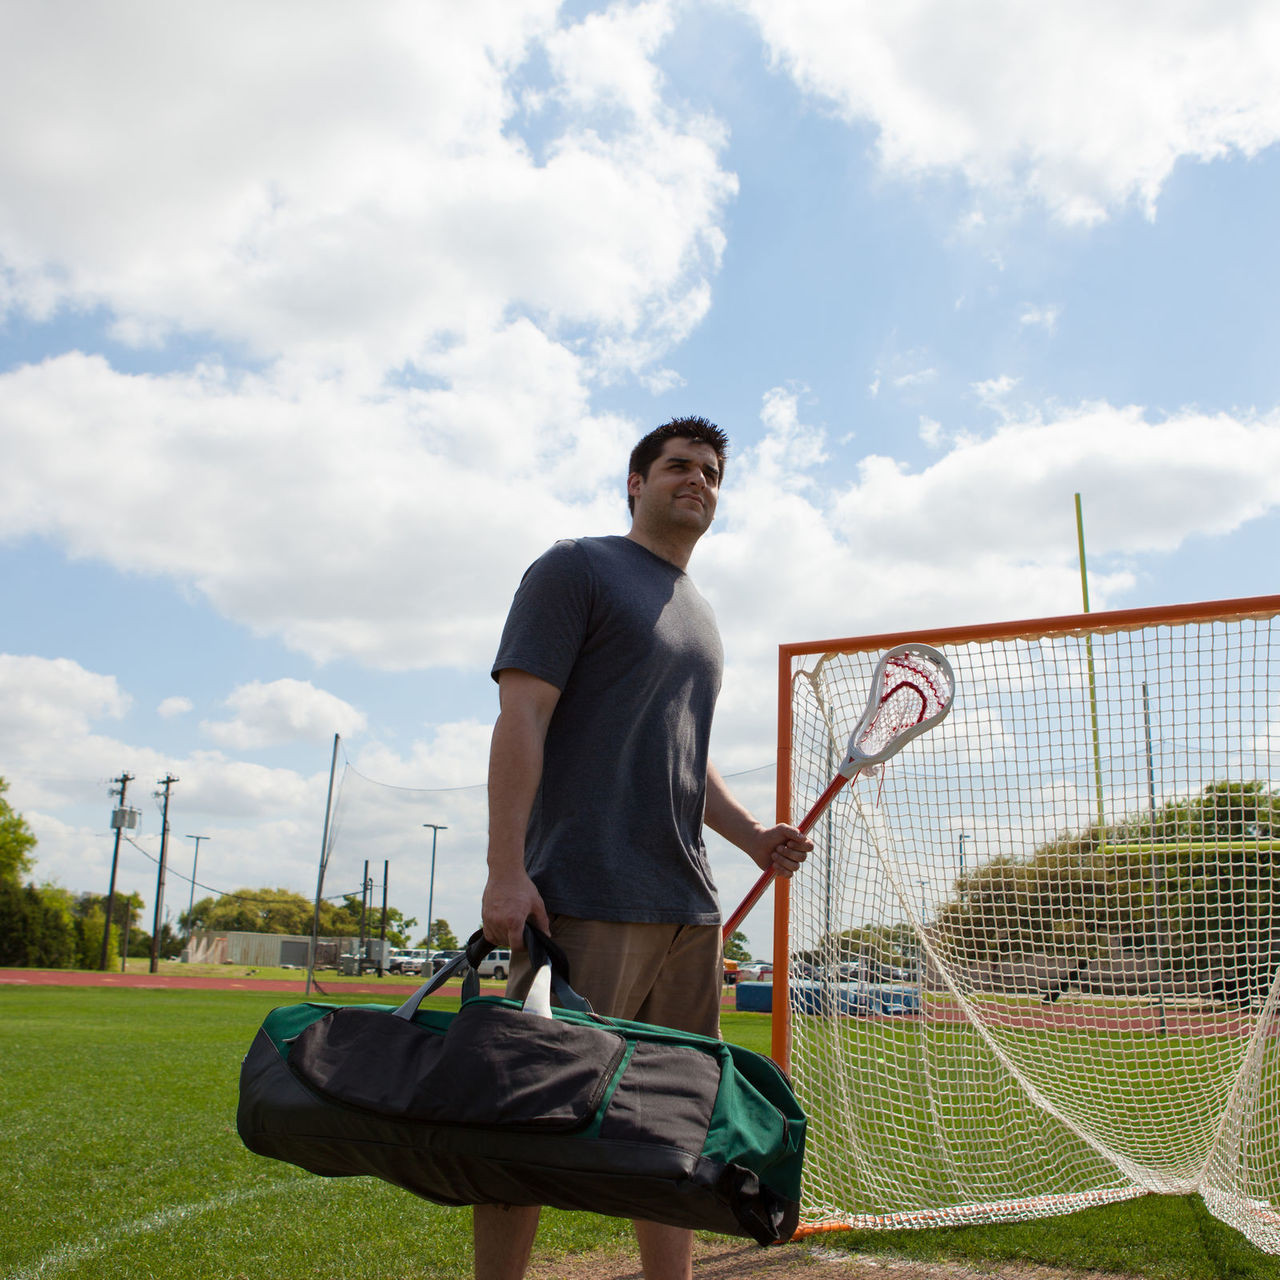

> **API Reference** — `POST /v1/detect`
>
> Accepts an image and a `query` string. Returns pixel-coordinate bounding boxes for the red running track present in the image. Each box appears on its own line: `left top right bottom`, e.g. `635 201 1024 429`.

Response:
0 967 452 997
0 967 745 1007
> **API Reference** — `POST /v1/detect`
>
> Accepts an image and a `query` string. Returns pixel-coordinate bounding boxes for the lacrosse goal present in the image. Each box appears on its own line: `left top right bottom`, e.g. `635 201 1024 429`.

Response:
773 594 1280 1253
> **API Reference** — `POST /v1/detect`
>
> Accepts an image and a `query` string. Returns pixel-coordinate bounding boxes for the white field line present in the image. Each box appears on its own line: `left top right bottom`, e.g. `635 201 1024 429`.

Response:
4 1178 315 1280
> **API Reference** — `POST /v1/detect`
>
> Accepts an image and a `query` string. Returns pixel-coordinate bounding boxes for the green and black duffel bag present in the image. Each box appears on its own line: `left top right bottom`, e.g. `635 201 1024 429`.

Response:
236 927 806 1245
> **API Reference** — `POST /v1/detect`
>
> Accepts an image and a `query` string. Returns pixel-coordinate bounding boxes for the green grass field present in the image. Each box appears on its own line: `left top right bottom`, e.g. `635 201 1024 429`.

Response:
0 986 1276 1279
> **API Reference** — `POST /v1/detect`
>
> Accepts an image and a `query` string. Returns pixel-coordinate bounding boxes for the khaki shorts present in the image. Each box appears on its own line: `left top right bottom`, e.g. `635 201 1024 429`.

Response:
505 915 723 1039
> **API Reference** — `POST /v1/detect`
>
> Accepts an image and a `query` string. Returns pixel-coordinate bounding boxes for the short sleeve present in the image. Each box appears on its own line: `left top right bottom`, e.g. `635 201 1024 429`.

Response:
491 540 593 691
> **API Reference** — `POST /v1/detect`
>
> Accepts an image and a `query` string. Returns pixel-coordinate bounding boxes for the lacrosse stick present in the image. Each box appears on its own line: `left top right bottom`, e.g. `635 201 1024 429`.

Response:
722 642 955 938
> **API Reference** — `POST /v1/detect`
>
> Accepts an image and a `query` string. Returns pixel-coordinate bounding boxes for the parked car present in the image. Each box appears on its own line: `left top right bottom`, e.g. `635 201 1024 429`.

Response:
388 948 430 975
474 948 512 980
739 962 773 982
831 959 898 983
430 949 465 974
790 977 921 1017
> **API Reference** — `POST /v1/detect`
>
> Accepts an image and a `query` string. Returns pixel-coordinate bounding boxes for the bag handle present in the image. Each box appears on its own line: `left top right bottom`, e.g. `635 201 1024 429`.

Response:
391 924 593 1021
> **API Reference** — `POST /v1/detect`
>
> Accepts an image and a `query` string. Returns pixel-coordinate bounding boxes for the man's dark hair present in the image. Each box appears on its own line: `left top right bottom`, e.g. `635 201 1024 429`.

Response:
627 416 729 515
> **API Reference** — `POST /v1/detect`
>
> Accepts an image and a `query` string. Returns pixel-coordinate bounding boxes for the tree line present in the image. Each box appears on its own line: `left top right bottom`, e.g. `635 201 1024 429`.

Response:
179 886 458 952
933 780 1279 1004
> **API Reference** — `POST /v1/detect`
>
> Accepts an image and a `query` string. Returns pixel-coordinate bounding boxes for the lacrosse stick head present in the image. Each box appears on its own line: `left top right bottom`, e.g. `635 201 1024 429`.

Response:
838 643 954 776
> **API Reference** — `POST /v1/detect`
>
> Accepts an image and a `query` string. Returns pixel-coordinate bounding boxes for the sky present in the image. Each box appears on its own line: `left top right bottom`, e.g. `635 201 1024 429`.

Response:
2 0 1279 961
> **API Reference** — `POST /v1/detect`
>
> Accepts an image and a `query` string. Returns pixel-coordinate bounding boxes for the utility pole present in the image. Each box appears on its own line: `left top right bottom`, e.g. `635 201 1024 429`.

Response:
359 860 370 975
150 775 178 974
423 823 447 950
101 773 136 970
185 835 209 946
378 860 389 977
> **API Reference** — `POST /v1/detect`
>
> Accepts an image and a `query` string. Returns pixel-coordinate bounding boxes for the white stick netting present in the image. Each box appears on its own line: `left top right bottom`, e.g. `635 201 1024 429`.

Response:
785 608 1280 1252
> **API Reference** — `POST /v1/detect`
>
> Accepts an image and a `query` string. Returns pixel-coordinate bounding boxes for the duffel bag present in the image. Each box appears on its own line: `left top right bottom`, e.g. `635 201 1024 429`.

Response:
236 927 806 1245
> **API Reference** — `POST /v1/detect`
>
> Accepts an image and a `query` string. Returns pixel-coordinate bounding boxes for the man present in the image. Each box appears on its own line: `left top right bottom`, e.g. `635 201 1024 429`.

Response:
477 416 811 1280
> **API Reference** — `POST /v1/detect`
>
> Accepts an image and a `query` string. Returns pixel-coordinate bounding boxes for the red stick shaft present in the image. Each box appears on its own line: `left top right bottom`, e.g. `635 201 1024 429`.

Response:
721 768 856 939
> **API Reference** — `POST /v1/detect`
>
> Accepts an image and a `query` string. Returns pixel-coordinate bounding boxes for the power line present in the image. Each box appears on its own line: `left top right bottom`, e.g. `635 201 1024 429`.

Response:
119 835 360 908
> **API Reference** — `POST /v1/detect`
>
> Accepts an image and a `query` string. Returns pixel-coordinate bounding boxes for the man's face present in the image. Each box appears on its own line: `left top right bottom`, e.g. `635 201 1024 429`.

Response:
628 437 721 536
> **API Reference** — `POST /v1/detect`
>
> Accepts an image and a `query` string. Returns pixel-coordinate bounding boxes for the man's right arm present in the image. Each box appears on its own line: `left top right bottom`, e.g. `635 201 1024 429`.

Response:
481 668 561 949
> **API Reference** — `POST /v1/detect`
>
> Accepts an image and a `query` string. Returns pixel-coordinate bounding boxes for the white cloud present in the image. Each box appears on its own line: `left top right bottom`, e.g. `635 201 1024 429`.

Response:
0 655 325 923
736 0 1280 223
0 2 733 377
0 655 129 743
0 653 494 936
203 678 368 750
871 347 938 402
0 351 635 669
833 405 1280 572
702 396 1280 676
971 374 1020 415
892 367 937 391
755 386 828 476
351 722 494 792
545 0 674 118
157 696 193 719
1019 304 1061 333
0 654 326 822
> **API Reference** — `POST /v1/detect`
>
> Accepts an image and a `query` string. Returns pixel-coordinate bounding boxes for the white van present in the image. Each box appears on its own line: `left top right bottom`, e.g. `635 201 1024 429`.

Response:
474 948 511 980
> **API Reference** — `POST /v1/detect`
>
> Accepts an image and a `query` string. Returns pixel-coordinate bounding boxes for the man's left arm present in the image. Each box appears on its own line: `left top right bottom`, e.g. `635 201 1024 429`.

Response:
704 762 812 876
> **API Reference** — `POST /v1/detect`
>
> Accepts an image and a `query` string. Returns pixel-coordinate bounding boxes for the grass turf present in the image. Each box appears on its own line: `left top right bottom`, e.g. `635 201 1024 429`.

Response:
0 987 1275 1279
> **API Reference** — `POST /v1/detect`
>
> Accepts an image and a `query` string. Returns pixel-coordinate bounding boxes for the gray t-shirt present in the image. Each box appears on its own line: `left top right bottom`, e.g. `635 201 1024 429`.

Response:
491 535 724 923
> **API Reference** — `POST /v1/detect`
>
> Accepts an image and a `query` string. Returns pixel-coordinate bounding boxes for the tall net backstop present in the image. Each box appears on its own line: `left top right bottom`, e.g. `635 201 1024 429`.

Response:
774 595 1280 1253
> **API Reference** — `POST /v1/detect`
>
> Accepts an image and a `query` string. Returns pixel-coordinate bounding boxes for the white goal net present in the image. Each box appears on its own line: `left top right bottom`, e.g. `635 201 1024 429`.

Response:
780 596 1280 1253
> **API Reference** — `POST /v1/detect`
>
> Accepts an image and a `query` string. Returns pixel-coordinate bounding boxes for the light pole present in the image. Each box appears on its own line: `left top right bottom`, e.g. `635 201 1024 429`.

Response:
185 835 209 942
958 831 970 901
422 824 448 948
917 877 932 923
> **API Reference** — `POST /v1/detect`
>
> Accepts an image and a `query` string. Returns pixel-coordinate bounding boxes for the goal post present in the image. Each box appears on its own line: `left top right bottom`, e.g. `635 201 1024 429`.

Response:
773 593 1280 1251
